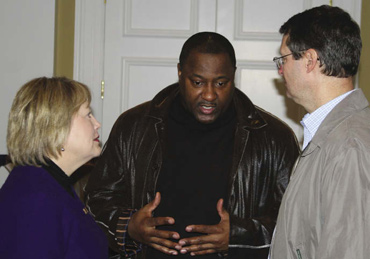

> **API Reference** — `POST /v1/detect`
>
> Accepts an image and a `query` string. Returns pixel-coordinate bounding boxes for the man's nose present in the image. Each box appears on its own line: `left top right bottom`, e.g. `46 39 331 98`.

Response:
278 66 284 76
201 84 217 101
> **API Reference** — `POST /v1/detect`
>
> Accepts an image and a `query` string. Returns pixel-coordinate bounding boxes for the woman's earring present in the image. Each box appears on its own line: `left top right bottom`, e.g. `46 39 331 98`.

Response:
61 147 65 152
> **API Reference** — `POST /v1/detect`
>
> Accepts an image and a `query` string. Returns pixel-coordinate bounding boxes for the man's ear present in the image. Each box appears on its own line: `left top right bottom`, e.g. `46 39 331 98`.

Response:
304 49 319 73
177 63 182 78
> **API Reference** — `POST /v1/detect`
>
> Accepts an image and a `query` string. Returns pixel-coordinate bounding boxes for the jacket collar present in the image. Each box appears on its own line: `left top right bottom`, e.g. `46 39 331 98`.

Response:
147 83 267 129
303 89 368 156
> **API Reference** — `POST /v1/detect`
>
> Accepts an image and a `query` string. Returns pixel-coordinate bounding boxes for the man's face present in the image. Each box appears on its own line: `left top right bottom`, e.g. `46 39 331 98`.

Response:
278 35 308 106
178 51 236 124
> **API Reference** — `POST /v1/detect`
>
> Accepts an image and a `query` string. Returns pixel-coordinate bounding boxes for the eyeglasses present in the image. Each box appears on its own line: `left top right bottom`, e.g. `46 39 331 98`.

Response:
272 53 294 70
273 50 319 70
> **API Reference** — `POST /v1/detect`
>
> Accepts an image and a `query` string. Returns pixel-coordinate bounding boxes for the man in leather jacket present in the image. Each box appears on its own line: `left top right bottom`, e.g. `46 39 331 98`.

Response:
85 32 299 259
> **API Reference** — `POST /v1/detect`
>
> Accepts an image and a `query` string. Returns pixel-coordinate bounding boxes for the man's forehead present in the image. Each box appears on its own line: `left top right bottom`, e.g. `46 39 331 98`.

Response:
280 35 289 53
184 52 233 67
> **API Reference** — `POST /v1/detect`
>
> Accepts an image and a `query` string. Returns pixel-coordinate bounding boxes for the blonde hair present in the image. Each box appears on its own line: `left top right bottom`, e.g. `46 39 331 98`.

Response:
7 77 91 166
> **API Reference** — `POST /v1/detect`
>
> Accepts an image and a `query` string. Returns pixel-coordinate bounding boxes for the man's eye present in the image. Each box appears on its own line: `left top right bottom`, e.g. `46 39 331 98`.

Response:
193 80 202 86
216 81 226 87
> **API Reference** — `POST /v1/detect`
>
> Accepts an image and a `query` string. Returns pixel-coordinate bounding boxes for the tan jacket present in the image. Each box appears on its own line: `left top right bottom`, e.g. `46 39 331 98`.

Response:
270 89 370 259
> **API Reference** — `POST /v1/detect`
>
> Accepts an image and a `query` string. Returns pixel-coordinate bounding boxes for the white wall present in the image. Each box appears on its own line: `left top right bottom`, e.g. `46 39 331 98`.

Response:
0 1 55 187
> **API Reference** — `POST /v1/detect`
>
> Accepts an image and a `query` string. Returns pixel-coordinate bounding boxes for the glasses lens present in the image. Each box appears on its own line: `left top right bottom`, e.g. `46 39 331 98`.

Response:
273 58 281 69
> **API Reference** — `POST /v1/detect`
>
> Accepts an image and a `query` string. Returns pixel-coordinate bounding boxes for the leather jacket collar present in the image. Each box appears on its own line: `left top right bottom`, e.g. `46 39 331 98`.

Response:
147 83 267 130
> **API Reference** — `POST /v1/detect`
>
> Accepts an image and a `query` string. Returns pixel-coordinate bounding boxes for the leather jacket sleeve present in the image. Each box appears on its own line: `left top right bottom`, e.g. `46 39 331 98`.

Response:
228 114 300 253
85 108 146 256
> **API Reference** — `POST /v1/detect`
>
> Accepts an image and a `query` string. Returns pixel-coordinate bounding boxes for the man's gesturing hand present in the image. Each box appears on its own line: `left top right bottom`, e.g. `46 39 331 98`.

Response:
127 192 181 255
178 198 230 256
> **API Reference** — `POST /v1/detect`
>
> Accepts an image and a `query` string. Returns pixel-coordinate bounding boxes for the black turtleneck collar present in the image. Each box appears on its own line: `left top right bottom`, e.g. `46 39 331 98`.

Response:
42 159 75 198
170 94 236 131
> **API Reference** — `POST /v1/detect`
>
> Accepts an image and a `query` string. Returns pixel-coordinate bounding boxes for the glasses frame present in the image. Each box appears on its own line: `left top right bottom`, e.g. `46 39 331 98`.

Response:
273 49 320 70
272 53 294 70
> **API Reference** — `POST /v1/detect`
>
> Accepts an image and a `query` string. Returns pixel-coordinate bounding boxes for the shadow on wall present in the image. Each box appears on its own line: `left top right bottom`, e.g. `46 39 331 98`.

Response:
272 78 305 145
272 78 305 125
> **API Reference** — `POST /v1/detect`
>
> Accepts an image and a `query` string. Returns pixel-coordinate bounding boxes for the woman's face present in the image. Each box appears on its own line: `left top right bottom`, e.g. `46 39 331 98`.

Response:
63 102 101 168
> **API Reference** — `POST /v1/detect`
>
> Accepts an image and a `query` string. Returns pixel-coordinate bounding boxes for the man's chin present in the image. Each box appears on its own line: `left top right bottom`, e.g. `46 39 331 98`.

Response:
286 90 293 99
195 114 217 124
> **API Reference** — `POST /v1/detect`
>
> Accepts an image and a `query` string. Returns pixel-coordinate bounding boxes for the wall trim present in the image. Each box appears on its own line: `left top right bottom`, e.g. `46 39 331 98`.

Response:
120 57 178 111
123 0 199 37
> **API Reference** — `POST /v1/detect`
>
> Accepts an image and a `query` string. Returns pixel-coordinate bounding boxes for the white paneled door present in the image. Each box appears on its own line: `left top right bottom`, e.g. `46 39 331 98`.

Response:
75 0 362 145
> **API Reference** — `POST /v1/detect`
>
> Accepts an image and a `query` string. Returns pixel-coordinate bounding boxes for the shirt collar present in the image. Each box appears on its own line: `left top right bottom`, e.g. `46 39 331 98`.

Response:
300 89 355 149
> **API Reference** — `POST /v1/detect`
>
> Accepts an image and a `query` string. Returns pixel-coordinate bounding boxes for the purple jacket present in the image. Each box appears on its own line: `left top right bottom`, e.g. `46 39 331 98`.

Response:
0 165 108 258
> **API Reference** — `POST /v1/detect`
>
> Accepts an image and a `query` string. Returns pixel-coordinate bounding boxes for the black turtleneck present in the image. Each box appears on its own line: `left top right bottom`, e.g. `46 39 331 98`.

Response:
149 95 236 259
42 160 75 198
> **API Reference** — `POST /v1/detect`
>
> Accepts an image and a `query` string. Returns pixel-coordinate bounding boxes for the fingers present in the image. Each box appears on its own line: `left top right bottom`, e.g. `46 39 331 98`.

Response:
127 193 187 255
178 223 228 254
131 215 178 240
150 237 182 255
180 244 216 255
189 249 217 256
148 224 180 240
148 215 175 227
178 234 228 255
185 199 229 234
184 223 222 234
177 199 230 255
179 232 219 247
151 243 179 256
128 192 178 245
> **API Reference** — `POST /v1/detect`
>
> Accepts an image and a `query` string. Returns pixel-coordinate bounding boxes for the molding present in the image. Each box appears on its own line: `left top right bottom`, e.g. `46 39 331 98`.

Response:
74 0 105 83
74 0 106 121
235 60 276 87
234 0 311 41
73 0 83 80
237 60 276 70
120 57 178 111
123 0 199 37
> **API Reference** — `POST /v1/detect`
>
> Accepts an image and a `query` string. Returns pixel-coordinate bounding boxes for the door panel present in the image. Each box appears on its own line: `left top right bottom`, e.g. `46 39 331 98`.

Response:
102 0 214 141
74 0 362 145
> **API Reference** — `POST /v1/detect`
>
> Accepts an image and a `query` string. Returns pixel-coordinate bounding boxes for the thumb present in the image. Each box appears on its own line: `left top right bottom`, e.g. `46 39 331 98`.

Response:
147 192 161 212
217 198 229 220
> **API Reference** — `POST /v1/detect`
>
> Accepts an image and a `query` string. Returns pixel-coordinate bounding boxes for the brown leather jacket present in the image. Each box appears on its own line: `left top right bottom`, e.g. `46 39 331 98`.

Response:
85 83 299 258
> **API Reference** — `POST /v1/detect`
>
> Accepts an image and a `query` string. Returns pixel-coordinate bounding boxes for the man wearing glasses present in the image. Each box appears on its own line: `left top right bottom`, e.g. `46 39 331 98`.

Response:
269 5 370 259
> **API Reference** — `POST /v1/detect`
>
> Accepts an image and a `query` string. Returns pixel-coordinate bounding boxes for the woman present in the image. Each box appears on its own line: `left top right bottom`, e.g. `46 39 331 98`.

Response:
0 77 108 258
